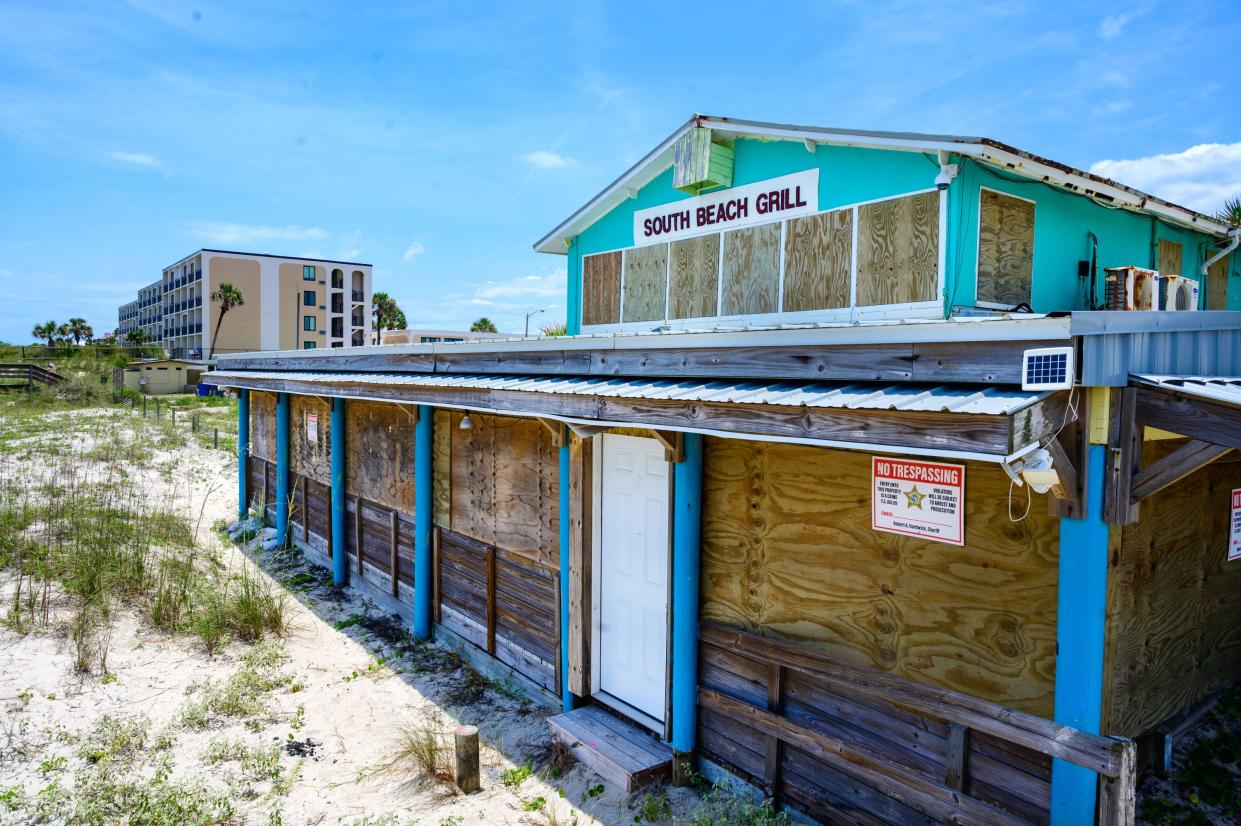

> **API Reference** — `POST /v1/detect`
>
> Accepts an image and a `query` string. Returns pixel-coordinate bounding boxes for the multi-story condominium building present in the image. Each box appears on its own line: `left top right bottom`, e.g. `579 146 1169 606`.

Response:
117 299 140 341
118 250 373 359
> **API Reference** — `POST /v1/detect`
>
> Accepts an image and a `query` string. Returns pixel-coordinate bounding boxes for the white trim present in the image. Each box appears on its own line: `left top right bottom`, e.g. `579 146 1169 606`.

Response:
974 185 1037 311
937 187 949 312
849 206 860 322
715 227 726 316
776 219 787 313
590 435 602 696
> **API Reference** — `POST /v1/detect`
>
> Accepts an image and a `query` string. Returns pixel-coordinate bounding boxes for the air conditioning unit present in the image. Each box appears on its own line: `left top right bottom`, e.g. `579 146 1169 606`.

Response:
1158 275 1200 311
1103 267 1159 310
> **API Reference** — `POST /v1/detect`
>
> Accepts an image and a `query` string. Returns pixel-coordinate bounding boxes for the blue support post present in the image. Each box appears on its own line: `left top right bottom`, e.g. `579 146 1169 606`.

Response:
1051 444 1109 824
237 390 250 521
670 433 703 773
330 397 347 586
413 404 433 640
558 438 574 713
275 392 290 545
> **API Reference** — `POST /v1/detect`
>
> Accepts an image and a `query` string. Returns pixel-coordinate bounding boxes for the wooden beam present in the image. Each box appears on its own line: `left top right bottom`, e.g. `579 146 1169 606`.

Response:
763 664 784 798
355 496 364 576
1104 388 1141 525
1008 390 1078 454
1044 431 1081 518
1135 386 1241 451
389 509 399 598
537 417 567 447
1096 739 1137 826
567 436 592 696
650 429 685 463
1129 439 1233 505
486 545 496 656
945 723 969 791
432 526 441 624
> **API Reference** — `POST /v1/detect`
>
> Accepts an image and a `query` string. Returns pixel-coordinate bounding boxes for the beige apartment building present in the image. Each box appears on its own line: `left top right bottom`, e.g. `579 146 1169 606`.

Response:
119 250 372 359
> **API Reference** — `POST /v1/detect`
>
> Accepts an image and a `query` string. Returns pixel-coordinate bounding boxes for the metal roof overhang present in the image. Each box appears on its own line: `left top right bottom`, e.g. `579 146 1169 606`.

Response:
206 370 1072 464
1130 374 1241 452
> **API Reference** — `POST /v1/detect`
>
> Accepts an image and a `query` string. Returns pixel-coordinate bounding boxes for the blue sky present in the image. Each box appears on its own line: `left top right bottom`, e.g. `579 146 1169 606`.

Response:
1 0 1239 341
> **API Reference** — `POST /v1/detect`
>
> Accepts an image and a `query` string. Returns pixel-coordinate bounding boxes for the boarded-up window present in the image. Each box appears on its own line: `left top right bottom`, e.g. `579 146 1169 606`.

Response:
669 234 719 319
721 223 780 315
582 252 620 326
1207 253 1230 310
621 244 668 322
977 189 1034 306
857 191 939 306
783 210 852 312
1158 239 1184 277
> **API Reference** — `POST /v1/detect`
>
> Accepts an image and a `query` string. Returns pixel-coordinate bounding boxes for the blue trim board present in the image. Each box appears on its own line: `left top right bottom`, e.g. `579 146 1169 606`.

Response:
275 392 290 546
330 397 347 586
413 404 433 640
670 433 704 754
237 390 250 521
558 440 574 712
1051 444 1109 824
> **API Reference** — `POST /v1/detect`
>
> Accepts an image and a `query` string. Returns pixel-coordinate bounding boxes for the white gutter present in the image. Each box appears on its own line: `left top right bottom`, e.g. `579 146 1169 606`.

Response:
1202 228 1241 279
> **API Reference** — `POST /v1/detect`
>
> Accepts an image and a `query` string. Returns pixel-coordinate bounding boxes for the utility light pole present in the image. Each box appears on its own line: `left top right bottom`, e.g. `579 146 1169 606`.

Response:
524 306 550 338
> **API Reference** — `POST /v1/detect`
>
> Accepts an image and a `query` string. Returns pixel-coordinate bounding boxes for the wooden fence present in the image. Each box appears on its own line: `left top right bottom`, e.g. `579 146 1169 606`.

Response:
697 622 1135 826
0 363 67 390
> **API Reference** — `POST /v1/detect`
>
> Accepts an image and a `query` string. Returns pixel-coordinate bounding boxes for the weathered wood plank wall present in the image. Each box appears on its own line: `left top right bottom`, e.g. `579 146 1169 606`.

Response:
1206 254 1230 310
345 400 415 511
977 190 1035 306
701 438 1059 716
669 234 719 319
783 210 851 312
622 244 668 322
582 252 622 326
1157 239 1183 278
857 191 939 306
249 390 277 461
721 223 780 316
291 395 331 483
1104 442 1241 737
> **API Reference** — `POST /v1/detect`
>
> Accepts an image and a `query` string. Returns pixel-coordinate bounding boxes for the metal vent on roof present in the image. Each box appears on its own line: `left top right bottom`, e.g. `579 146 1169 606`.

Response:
1021 347 1074 391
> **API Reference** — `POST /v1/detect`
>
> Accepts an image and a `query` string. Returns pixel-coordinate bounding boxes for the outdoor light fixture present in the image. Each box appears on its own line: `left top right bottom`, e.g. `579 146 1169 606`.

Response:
459 413 473 431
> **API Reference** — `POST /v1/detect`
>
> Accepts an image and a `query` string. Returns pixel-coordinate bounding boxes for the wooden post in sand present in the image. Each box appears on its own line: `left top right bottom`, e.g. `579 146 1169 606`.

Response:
454 725 480 793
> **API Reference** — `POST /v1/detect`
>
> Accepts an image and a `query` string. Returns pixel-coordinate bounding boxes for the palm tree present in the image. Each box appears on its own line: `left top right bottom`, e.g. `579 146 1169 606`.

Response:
65 317 93 345
32 320 57 347
470 317 498 333
371 292 404 343
209 282 245 360
126 328 149 347
540 321 568 337
1217 196 1241 227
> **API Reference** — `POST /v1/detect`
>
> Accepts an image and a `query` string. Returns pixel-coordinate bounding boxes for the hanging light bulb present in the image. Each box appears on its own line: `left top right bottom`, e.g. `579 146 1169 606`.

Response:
459 412 473 431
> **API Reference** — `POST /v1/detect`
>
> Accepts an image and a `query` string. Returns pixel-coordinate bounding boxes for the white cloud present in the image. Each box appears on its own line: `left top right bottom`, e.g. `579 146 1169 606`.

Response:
402 241 426 262
521 150 574 169
183 221 328 245
1090 142 1241 214
1090 99 1132 117
1098 4 1151 40
473 272 565 301
108 150 163 168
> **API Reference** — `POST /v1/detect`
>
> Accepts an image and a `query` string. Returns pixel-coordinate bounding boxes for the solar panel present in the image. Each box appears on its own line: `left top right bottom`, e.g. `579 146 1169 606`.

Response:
1021 347 1074 391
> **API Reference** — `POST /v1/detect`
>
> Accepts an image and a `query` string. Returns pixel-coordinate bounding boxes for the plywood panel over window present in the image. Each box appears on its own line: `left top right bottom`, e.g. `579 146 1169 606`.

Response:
1158 239 1184 277
721 223 780 316
669 234 720 319
1206 253 1230 310
290 395 331 484
857 191 939 307
582 252 621 326
249 391 277 462
977 190 1034 307
621 244 668 322
345 401 415 511
783 210 852 312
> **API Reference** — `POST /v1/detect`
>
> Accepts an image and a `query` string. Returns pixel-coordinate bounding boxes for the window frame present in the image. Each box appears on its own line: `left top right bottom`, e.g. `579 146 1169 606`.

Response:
303 265 316 281
303 290 316 307
973 185 1037 311
303 315 316 331
303 341 317 349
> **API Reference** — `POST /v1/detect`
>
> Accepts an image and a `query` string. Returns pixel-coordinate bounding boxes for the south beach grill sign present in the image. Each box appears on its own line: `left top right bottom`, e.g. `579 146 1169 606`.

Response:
632 169 818 247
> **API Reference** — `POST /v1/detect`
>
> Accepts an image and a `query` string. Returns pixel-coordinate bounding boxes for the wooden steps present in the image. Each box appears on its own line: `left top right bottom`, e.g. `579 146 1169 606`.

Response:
548 705 672 791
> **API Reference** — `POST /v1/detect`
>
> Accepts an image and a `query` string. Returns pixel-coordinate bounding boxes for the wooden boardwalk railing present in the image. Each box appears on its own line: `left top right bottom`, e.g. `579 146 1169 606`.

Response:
698 622 1135 826
0 363 68 390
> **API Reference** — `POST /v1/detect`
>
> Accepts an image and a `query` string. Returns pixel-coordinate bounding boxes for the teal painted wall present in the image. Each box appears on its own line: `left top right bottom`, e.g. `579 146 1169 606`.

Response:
561 137 1236 326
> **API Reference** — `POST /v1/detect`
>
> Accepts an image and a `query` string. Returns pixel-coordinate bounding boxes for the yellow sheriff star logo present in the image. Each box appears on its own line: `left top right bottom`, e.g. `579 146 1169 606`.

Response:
904 486 925 509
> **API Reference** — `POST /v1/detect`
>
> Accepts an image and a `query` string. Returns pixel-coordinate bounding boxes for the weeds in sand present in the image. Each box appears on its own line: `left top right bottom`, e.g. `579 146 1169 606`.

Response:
632 791 672 823
378 708 452 787
178 642 297 731
203 738 285 782
686 786 790 826
502 763 534 787
65 758 236 826
78 714 149 765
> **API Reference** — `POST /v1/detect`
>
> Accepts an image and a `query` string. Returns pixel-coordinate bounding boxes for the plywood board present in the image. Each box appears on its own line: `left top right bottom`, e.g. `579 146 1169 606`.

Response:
700 439 1059 716
668 234 720 319
249 391 277 461
433 409 452 529
345 400 415 512
621 244 668 323
582 252 621 326
1104 440 1241 737
977 190 1034 307
857 192 939 307
448 412 560 568
1206 253 1230 311
719 223 780 316
782 210 851 312
1158 239 1184 278
291 395 331 484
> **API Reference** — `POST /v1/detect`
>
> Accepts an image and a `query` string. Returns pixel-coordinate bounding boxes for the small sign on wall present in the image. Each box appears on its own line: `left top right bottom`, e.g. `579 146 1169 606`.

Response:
872 457 965 546
1229 488 1241 562
305 412 318 443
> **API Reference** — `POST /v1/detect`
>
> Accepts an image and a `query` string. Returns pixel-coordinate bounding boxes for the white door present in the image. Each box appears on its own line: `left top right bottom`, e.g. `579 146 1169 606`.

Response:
596 434 670 723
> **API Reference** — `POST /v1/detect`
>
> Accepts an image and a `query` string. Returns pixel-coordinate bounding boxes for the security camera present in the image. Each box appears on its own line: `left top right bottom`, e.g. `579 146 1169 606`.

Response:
935 163 959 191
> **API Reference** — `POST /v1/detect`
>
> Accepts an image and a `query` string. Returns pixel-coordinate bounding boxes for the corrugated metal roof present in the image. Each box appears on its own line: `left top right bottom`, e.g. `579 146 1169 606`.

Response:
1131 375 1241 407
207 370 1046 415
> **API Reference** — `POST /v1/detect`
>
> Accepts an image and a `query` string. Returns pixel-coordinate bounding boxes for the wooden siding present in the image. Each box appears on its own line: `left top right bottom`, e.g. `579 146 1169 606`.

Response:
857 192 939 306
445 411 560 569
721 223 781 316
782 210 852 312
622 244 668 322
1104 443 1241 737
700 439 1059 716
249 390 277 461
582 252 622 326
978 190 1034 307
1206 254 1230 310
291 395 331 484
437 527 558 692
345 400 415 512
1157 239 1184 277
433 409 453 529
669 234 720 319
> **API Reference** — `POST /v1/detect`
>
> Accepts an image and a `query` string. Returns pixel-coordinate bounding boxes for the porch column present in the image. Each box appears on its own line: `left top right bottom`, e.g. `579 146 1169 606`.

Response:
413 404 433 640
237 389 249 521
275 392 290 546
558 438 574 713
330 397 347 586
1051 443 1108 824
670 432 703 782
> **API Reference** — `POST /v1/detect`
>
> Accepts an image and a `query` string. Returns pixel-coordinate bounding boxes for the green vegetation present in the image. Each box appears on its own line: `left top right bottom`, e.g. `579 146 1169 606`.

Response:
178 642 299 731
501 763 534 787
470 317 498 333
